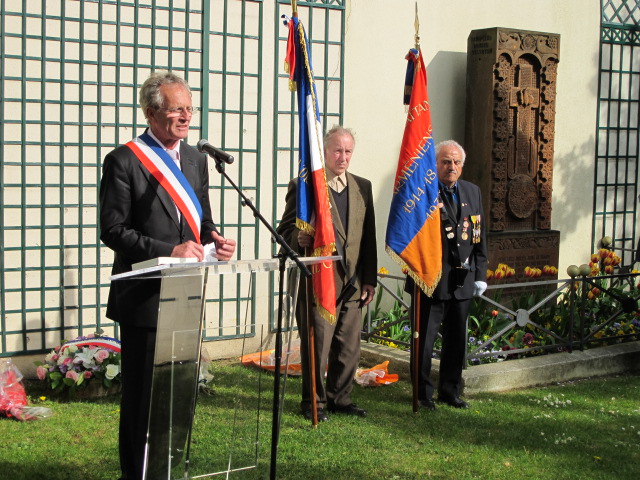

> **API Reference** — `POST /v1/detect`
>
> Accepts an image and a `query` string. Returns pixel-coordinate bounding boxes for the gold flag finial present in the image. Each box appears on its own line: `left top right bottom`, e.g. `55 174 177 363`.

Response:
292 0 298 17
414 2 420 48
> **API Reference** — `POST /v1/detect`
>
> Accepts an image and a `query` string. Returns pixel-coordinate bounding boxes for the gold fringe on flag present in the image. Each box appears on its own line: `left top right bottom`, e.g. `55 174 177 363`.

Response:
315 301 336 325
385 245 440 298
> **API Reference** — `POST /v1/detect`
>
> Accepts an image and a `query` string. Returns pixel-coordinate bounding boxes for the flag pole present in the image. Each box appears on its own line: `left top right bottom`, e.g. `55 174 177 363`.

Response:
411 0 421 415
305 248 319 426
414 2 420 49
412 283 421 413
292 0 317 428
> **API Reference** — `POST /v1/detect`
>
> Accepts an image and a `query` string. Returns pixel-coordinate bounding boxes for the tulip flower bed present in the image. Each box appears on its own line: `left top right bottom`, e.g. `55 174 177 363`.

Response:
368 248 640 364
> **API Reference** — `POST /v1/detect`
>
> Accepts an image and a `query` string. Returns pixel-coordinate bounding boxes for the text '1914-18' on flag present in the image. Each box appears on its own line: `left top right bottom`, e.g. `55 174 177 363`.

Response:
386 48 442 297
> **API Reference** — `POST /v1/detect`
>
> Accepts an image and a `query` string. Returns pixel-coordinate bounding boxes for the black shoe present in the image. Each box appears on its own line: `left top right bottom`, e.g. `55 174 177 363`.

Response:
437 396 469 409
419 399 436 411
302 408 329 422
327 403 367 417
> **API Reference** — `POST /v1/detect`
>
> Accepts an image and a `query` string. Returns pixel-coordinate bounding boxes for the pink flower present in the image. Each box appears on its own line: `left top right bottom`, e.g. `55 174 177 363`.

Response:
83 371 93 379
65 370 79 382
62 357 73 367
51 354 59 362
36 366 47 380
94 349 110 364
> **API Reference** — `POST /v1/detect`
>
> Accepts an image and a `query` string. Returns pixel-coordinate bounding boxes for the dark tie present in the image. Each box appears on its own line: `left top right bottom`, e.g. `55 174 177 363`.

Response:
443 187 458 220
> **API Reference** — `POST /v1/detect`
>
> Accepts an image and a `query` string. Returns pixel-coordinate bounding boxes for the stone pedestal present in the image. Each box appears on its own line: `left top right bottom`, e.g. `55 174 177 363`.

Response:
464 28 561 279
488 230 560 282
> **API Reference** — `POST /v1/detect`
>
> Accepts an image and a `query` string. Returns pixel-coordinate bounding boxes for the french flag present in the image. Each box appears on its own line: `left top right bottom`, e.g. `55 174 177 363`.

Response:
285 14 336 323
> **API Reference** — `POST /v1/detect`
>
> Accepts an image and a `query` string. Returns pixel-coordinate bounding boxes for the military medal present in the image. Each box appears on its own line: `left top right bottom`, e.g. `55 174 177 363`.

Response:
461 232 468 241
471 215 481 243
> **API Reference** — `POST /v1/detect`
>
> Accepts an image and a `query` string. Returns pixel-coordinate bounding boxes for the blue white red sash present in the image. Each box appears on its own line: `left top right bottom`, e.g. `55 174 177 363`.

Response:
125 133 202 241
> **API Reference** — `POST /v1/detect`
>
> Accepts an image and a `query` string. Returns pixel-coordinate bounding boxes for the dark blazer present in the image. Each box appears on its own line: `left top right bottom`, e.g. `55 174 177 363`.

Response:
99 133 217 327
432 179 487 300
277 172 378 301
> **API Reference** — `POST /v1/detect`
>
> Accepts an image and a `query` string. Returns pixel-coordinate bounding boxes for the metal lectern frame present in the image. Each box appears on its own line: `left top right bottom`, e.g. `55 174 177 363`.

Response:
111 256 336 479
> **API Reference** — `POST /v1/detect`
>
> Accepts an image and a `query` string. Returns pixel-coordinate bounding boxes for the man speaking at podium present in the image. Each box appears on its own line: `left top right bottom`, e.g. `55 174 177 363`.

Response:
100 71 236 480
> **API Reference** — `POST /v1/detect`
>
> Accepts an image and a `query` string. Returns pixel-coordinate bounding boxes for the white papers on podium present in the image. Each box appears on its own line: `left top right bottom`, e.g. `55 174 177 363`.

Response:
132 257 198 270
203 242 218 263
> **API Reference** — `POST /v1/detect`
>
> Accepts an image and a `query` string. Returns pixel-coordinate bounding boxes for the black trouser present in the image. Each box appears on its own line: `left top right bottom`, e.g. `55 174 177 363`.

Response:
118 325 194 480
417 297 470 401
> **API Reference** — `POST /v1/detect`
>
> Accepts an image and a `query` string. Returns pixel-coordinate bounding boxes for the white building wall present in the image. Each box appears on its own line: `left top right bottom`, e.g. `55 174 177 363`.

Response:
343 0 600 276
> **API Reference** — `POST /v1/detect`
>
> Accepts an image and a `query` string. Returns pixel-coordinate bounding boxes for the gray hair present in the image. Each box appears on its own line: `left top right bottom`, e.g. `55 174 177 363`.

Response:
435 140 466 165
139 71 191 121
324 125 356 148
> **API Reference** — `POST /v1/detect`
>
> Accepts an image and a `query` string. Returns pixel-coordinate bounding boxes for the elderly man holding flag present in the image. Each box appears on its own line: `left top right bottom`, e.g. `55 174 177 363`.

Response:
279 11 377 423
278 126 378 421
386 47 487 412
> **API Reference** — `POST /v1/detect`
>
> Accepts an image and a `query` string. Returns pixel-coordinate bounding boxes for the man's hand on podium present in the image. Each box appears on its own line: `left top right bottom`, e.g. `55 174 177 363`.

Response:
171 240 205 261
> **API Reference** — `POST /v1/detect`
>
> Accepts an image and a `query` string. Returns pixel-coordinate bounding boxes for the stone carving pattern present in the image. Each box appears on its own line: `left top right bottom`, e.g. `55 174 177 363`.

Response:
489 234 560 251
490 32 558 232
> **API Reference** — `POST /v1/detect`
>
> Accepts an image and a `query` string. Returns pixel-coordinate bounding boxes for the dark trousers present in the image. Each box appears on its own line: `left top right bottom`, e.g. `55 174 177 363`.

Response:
118 325 156 480
417 296 471 401
118 325 195 480
298 300 362 410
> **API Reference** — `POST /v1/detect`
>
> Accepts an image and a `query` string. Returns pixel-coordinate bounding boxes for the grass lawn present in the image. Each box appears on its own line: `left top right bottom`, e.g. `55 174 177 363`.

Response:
1 360 639 480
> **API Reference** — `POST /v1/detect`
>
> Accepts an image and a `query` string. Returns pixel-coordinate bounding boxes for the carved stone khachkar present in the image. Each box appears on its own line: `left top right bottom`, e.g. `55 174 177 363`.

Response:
464 28 560 282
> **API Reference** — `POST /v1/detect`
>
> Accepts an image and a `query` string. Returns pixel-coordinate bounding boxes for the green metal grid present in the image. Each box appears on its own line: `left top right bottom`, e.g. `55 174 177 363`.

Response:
269 0 346 329
200 0 264 341
0 0 271 356
594 0 640 264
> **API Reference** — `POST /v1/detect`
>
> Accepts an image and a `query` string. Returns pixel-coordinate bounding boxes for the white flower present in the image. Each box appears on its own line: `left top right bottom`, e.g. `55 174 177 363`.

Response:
74 346 99 369
57 352 72 365
105 363 120 380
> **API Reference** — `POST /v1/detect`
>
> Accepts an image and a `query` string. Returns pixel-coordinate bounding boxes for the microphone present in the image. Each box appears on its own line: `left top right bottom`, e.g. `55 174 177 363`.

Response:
197 139 234 164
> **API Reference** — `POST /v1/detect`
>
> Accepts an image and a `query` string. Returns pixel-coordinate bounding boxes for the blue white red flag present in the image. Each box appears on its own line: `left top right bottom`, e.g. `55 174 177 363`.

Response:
125 133 203 242
386 48 442 296
284 14 336 323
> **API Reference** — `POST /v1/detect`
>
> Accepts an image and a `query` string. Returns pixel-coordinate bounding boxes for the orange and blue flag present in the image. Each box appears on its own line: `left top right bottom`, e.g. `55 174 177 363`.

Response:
386 48 442 296
284 14 336 323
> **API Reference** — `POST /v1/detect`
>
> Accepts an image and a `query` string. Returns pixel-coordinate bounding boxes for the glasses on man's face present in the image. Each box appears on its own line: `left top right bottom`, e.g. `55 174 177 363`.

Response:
158 106 201 116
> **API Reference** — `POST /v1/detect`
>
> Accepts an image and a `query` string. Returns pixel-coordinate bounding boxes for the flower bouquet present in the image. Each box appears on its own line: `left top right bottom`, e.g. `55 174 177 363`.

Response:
34 334 122 398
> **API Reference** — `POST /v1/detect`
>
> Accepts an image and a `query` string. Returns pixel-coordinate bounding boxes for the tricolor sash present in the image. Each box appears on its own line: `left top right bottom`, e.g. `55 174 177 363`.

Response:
60 336 121 353
125 133 203 241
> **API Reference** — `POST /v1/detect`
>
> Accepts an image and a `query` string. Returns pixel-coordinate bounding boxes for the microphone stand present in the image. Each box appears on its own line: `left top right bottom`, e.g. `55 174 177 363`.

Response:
209 155 311 480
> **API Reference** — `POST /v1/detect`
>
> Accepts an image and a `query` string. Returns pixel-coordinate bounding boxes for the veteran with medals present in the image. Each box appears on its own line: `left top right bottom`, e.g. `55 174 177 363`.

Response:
410 140 488 411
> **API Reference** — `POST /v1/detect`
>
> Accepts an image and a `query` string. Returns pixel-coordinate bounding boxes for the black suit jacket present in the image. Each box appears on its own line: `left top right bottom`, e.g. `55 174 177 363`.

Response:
99 133 217 327
432 179 488 300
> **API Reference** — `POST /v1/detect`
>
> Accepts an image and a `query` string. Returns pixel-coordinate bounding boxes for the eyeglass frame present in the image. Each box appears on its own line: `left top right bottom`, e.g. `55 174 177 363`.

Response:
155 106 201 116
